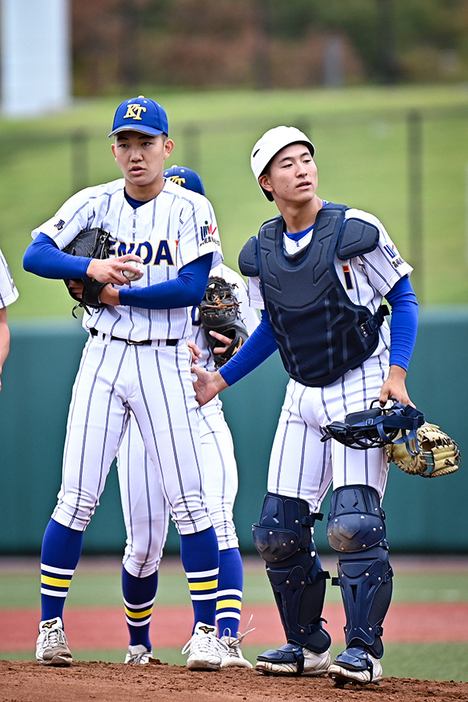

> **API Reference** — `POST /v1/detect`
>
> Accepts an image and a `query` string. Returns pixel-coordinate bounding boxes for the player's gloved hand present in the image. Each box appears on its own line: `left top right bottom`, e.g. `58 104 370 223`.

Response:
209 330 238 358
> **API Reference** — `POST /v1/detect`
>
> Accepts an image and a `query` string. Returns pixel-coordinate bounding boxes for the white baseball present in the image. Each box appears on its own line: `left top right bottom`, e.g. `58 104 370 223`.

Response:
122 261 145 281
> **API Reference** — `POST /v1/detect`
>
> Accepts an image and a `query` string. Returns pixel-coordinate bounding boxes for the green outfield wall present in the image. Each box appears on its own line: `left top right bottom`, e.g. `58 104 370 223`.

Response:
0 308 466 556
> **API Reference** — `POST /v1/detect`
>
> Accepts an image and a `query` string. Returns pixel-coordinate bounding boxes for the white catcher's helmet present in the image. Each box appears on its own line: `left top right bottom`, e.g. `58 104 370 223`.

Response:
250 126 315 200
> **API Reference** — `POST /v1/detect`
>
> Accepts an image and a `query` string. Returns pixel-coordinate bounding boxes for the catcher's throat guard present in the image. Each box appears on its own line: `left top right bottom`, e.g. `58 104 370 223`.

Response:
320 399 425 453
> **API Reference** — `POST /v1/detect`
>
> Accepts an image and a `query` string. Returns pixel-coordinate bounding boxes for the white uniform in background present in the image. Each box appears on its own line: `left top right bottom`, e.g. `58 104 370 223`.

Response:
118 263 260 577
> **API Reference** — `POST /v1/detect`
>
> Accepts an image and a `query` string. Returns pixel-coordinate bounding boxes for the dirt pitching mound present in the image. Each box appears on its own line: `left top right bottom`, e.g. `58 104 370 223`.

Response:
1 660 467 702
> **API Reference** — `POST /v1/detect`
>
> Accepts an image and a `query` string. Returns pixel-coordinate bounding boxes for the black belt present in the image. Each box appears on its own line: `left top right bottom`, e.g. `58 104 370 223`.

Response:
90 328 178 346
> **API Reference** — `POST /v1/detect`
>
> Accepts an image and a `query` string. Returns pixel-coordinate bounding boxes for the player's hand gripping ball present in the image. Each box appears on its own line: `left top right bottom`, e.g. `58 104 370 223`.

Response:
122 261 145 281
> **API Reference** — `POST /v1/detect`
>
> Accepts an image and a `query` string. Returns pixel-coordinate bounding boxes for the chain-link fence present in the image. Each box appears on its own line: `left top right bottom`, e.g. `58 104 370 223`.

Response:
1 104 468 317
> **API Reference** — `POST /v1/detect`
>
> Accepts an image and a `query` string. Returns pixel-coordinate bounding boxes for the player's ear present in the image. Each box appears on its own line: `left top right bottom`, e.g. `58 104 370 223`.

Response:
258 173 273 194
111 142 117 160
163 138 175 160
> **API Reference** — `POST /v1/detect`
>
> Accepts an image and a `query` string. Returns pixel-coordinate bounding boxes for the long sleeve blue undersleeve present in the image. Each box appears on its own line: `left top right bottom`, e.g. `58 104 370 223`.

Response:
23 232 213 311
220 309 278 386
119 253 213 309
385 275 419 371
23 232 90 279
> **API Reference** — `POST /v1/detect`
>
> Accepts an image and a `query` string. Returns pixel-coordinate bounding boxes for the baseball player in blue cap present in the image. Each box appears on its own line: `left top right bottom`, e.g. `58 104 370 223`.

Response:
23 96 224 670
117 165 259 668
0 248 19 392
192 125 419 686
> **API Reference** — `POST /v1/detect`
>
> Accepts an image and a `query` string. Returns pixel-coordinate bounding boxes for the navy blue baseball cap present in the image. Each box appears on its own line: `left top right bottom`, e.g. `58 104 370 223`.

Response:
108 95 169 137
163 165 205 196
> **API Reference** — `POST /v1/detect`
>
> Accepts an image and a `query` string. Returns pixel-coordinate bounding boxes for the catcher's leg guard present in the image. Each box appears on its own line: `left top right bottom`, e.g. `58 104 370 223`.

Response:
252 492 331 653
327 485 393 659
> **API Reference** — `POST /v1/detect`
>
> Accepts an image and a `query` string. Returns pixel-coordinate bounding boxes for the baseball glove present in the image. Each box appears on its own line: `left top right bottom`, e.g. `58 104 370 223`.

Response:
198 276 249 368
386 422 461 478
63 228 111 316
320 399 425 451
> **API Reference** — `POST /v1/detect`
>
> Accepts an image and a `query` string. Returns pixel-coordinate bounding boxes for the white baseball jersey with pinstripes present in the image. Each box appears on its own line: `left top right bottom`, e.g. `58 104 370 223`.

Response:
33 179 223 537
32 177 222 341
0 248 19 308
247 207 413 511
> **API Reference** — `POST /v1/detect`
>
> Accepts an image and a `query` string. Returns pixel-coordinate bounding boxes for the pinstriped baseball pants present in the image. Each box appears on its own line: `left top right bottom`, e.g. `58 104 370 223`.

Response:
52 335 212 536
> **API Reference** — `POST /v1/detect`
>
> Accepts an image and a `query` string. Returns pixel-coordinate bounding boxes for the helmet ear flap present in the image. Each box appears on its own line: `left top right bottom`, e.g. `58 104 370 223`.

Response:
320 400 425 450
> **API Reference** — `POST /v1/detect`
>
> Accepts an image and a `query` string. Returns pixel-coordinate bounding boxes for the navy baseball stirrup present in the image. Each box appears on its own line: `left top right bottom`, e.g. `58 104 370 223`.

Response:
327 485 393 658
252 493 331 652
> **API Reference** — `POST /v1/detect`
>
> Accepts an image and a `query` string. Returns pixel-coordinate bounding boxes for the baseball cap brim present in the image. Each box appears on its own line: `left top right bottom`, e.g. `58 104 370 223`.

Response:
108 125 166 138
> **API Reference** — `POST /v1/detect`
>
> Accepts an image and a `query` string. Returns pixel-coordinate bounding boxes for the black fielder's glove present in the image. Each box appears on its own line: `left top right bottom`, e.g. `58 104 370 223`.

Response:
63 228 111 316
198 276 249 368
320 399 425 452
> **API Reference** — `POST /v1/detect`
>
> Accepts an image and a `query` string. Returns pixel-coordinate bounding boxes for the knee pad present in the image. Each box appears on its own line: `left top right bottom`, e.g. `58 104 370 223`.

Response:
252 493 331 652
327 484 386 553
327 485 393 658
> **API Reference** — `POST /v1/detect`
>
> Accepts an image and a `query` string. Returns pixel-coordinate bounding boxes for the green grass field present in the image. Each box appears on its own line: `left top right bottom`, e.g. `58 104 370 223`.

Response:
1 83 468 319
2 555 468 681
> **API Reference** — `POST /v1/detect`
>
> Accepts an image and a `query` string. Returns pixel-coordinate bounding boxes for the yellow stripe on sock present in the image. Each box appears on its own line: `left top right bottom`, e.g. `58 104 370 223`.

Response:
124 606 153 619
189 579 218 592
41 575 72 588
216 599 242 611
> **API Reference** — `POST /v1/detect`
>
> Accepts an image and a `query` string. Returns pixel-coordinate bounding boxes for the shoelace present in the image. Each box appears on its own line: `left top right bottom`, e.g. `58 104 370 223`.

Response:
181 631 227 656
222 615 256 650
44 628 66 647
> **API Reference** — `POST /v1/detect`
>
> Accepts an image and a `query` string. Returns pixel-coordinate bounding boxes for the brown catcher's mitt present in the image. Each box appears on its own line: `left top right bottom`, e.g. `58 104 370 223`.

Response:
198 276 249 368
386 422 461 478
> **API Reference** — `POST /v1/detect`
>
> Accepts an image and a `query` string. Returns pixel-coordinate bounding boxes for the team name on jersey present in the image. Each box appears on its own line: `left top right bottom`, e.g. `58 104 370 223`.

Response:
108 238 175 266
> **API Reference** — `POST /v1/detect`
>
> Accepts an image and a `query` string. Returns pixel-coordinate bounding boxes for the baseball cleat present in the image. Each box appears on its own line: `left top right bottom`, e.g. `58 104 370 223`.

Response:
328 646 383 686
125 644 153 664
36 617 73 666
219 634 253 669
255 643 331 676
181 622 224 671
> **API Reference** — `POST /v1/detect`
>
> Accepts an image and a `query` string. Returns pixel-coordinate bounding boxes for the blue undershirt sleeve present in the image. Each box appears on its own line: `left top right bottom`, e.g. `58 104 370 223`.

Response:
384 275 419 371
119 253 213 309
220 309 278 386
23 232 90 279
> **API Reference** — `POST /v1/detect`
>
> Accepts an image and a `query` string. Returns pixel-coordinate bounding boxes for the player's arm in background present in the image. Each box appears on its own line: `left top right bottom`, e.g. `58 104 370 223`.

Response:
0 307 10 392
193 309 278 405
379 275 418 406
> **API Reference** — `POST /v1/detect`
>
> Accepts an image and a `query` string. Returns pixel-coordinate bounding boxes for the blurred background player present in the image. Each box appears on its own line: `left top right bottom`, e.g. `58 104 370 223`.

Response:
118 166 259 669
0 248 19 392
192 126 419 686
23 96 223 670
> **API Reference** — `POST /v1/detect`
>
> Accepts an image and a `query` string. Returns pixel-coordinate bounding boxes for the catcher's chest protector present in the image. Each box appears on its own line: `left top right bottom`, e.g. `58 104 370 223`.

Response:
243 205 383 387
